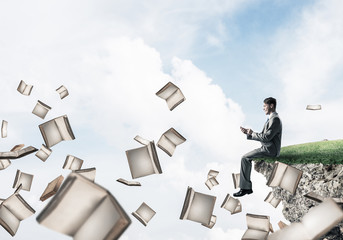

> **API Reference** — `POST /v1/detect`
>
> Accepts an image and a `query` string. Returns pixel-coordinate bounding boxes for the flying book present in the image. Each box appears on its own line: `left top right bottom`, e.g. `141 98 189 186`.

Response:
40 175 64 201
0 145 26 169
0 192 35 236
1 120 7 138
201 215 216 229
268 198 343 240
56 85 69 99
0 145 37 159
232 173 240 189
264 192 281 208
306 105 321 110
241 213 270 240
17 80 33 96
35 144 52 162
156 82 185 111
278 221 288 230
266 161 303 195
132 202 156 226
180 186 216 225
39 115 75 148
205 170 219 190
32 100 51 119
12 170 34 191
63 155 84 170
304 191 343 204
0 159 11 170
73 168 96 182
221 194 242 215
125 135 162 179
36 173 131 240
157 127 186 156
116 178 141 186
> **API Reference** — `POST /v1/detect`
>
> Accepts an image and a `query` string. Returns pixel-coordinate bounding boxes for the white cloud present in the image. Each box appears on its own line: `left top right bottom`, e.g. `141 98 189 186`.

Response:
269 0 343 145
205 227 244 240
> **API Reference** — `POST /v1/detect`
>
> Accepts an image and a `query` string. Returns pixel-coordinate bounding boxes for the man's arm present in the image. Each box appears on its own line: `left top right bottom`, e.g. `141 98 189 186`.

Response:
247 117 281 142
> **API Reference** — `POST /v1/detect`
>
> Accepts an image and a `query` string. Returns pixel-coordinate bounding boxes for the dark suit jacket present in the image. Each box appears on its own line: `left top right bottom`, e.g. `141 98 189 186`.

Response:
247 112 282 157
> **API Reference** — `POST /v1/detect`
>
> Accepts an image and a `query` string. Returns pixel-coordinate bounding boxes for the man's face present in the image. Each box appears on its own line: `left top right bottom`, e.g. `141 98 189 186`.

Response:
263 103 273 115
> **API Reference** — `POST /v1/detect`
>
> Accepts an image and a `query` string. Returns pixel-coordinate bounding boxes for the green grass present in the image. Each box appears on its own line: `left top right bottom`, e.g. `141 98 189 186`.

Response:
254 139 343 164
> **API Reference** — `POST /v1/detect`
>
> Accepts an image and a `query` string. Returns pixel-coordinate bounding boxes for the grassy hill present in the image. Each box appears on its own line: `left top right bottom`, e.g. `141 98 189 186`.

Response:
255 139 343 164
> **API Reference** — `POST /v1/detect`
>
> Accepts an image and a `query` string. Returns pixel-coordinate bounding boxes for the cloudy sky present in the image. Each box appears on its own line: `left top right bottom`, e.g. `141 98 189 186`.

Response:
1 0 343 239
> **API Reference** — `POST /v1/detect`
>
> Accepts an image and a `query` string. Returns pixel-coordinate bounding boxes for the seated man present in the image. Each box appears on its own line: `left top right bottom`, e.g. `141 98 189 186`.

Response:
234 97 282 197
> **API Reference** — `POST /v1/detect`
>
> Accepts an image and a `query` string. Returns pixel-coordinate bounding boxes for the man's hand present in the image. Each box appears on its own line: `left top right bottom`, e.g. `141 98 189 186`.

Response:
240 126 253 135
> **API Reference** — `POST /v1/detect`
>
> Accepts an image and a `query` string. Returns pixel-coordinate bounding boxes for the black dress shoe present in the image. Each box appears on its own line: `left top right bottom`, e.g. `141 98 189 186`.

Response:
233 189 253 197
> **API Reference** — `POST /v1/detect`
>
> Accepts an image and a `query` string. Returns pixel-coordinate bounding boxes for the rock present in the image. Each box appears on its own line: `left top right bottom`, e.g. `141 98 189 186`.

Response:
254 161 343 239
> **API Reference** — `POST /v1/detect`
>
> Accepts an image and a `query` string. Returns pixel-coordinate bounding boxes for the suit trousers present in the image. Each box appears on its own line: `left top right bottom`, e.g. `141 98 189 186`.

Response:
239 148 275 189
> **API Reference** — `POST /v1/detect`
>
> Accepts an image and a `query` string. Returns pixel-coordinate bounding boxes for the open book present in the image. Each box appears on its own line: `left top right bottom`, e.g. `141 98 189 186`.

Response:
221 194 241 215
232 173 240 189
35 144 52 162
17 80 33 96
156 82 185 111
0 145 27 169
126 135 162 179
12 170 34 191
264 192 281 208
63 155 84 170
1 120 7 138
201 215 216 229
180 186 216 225
241 213 270 240
32 100 51 119
116 178 141 186
56 85 69 99
304 191 343 204
0 192 35 236
39 115 75 148
73 168 96 182
268 198 343 240
132 202 156 226
40 175 64 201
0 145 37 159
36 173 131 240
306 105 321 110
205 170 219 190
266 161 303 195
157 128 186 156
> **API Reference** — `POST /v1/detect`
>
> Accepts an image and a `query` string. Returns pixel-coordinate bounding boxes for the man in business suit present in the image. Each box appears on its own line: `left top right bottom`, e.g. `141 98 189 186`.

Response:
233 97 282 197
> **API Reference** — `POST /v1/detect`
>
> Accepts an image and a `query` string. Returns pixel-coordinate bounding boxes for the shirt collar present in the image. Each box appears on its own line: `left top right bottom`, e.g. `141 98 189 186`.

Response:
269 112 277 119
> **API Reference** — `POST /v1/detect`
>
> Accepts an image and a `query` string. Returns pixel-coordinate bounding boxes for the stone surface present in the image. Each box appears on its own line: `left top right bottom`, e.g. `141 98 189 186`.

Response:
254 160 343 240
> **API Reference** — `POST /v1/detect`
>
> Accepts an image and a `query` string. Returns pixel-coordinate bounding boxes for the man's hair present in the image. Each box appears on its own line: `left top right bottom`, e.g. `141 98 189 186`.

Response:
264 97 277 109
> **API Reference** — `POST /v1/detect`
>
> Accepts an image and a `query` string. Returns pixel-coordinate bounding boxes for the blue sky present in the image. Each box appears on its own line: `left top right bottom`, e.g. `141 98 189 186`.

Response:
1 0 343 239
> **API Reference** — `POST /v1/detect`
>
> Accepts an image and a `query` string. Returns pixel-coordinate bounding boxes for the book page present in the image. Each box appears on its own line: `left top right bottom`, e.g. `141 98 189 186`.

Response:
246 214 270 232
32 100 51 119
232 173 240 189
35 145 52 162
208 170 219 179
267 162 288 187
0 205 20 236
147 142 162 174
40 175 64 201
0 159 11 170
279 166 302 194
268 223 309 240
134 202 156 225
74 196 122 240
17 80 33 96
222 196 239 214
37 174 107 236
164 128 186 146
166 89 185 110
302 198 343 240
126 146 155 179
3 194 35 221
134 135 150 146
63 155 84 170
74 168 96 182
186 191 216 225
56 85 69 99
157 135 175 156
180 187 195 220
116 178 141 186
40 119 62 148
13 171 33 191
241 229 268 240
55 116 75 141
202 215 216 229
156 82 178 100
1 120 7 138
